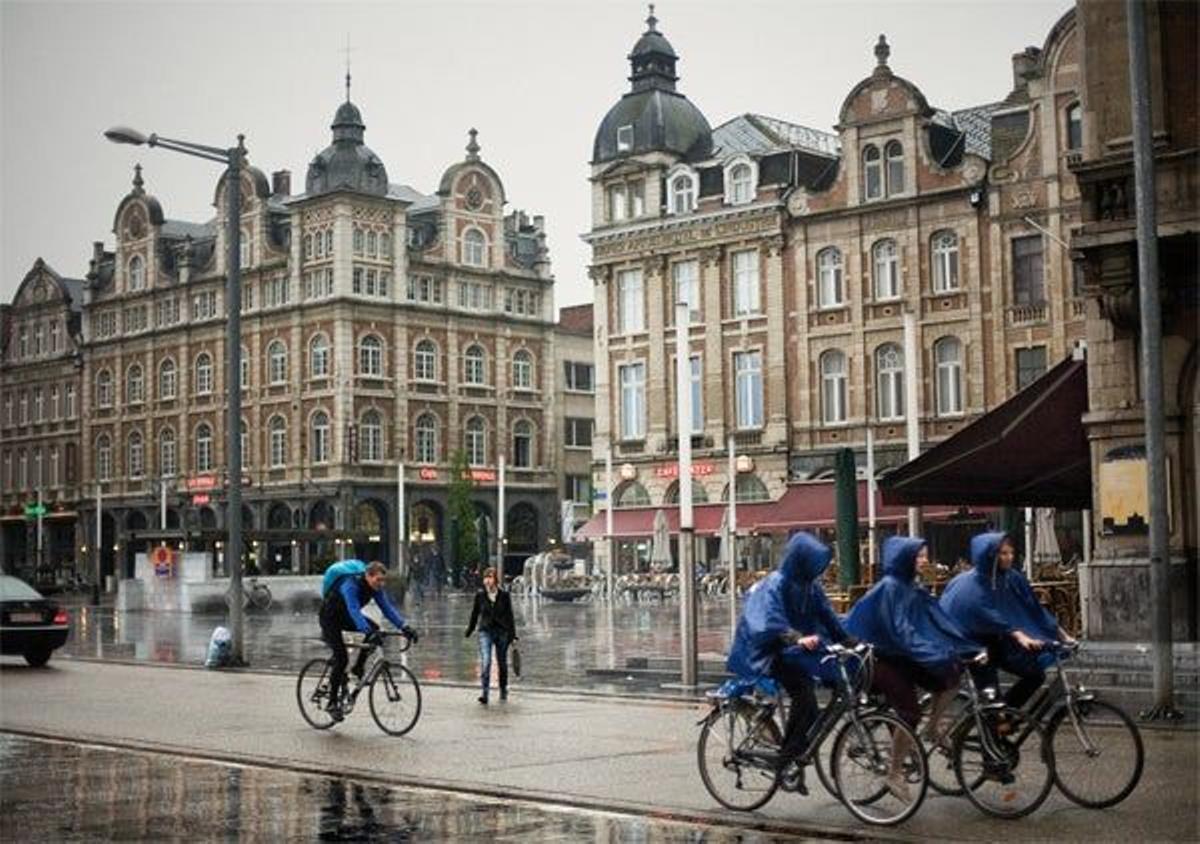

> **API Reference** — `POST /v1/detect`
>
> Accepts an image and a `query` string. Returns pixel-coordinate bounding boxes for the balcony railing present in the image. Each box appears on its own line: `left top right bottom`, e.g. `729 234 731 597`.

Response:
1007 302 1047 326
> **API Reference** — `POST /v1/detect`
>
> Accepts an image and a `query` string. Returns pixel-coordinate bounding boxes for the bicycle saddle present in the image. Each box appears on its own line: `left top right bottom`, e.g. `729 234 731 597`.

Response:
710 676 781 700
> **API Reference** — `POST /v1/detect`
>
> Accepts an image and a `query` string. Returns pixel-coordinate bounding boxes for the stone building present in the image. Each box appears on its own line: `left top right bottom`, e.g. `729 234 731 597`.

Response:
582 9 1087 568
554 304 597 539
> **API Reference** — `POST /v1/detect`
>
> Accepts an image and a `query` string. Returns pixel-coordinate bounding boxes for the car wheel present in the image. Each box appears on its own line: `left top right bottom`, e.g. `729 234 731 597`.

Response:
24 648 52 668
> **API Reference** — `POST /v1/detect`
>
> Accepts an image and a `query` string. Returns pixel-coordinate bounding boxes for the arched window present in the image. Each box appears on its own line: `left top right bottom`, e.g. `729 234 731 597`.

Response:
670 174 696 214
353 227 364 255
729 163 754 205
512 349 534 390
194 353 213 395
159 358 177 400
309 334 329 379
463 229 486 267
723 474 770 503
1066 103 1082 151
127 364 144 404
267 340 288 384
359 335 383 377
614 480 650 508
664 480 709 504
512 419 533 468
360 410 382 462
817 248 844 308
931 230 960 292
885 140 904 195
935 337 964 416
872 239 900 300
195 423 213 473
875 343 905 421
269 416 287 468
463 344 486 385
310 411 330 464
239 229 251 269
159 427 177 476
820 350 848 424
96 369 113 408
414 413 438 464
465 416 486 466
414 339 437 381
128 254 145 291
96 434 112 481
324 230 334 256
128 430 144 478
379 232 391 258
863 145 882 200
366 230 377 258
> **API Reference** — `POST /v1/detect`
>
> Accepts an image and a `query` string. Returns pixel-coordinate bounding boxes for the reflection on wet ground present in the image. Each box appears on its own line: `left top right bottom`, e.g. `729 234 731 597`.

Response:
0 735 801 842
58 593 736 696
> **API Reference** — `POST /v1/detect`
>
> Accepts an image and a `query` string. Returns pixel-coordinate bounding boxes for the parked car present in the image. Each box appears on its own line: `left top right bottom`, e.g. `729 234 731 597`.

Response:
0 575 70 667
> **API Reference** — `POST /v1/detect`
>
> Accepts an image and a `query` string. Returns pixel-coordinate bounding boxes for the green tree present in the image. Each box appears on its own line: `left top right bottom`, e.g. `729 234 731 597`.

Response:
447 449 480 585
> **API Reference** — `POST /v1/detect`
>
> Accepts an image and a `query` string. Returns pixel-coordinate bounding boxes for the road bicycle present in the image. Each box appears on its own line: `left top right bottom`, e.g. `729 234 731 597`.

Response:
697 642 929 827
297 630 422 736
225 577 273 611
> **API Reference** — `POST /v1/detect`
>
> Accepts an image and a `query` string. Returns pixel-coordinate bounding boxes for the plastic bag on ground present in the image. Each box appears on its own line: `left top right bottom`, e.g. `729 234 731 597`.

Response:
205 626 232 669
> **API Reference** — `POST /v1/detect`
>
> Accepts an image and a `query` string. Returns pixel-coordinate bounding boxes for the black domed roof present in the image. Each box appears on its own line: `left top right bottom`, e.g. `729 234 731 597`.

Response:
305 95 388 197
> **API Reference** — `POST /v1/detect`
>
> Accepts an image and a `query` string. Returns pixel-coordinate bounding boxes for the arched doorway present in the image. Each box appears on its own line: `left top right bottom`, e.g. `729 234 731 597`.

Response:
266 503 294 574
353 499 389 565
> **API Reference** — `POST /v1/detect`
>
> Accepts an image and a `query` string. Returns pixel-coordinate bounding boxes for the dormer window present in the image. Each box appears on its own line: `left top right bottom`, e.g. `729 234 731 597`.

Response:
462 228 486 267
128 255 145 291
726 161 755 205
863 145 882 200
885 141 904 195
669 171 697 215
616 124 634 152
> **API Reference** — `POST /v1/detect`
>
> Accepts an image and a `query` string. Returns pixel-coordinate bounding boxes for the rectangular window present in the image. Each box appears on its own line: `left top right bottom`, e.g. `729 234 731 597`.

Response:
673 260 701 322
353 266 363 294
64 385 75 418
1015 346 1047 391
616 269 644 333
264 275 290 308
618 362 646 440
563 361 594 393
629 180 645 217
565 474 592 505
49 322 60 353
162 436 177 476
732 250 760 316
49 387 58 421
616 124 633 152
607 184 627 222
734 351 764 429
1012 235 1045 306
689 355 704 435
191 291 217 320
94 311 117 339
241 281 254 311
564 417 594 449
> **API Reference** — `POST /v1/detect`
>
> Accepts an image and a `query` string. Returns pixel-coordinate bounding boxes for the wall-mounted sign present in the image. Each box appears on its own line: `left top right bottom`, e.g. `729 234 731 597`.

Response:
467 469 497 483
1099 444 1172 535
187 476 217 492
192 494 210 506
418 467 438 481
654 463 715 479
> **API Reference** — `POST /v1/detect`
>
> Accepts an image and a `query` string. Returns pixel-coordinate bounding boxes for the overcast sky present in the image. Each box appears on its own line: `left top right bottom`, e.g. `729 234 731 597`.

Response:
1 0 1071 311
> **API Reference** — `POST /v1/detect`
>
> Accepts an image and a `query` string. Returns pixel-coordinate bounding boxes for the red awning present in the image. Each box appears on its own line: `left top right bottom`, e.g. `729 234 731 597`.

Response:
576 481 961 540
880 355 1090 508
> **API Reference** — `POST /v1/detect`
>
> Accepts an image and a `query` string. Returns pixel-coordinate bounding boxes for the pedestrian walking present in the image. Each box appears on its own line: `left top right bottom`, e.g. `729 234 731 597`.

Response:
464 566 518 704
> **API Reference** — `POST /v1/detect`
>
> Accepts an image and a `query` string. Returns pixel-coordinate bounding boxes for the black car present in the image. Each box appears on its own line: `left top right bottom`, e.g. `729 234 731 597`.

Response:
0 575 70 666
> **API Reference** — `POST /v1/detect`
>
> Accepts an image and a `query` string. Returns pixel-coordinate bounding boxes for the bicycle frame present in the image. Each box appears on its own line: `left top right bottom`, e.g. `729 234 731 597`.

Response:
1025 643 1099 756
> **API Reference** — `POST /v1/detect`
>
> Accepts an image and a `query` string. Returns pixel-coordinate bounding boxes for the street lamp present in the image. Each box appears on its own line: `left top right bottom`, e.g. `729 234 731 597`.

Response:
106 125 248 666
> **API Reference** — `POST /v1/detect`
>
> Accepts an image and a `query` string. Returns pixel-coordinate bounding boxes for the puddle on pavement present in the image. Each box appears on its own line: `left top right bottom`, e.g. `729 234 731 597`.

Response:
0 734 806 842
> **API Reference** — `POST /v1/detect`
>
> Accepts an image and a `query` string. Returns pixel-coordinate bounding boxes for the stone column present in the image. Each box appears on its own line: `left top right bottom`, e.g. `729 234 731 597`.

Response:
700 246 725 443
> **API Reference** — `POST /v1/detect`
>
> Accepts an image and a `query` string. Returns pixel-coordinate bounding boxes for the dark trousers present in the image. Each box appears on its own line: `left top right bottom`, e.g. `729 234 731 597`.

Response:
872 656 961 727
478 629 510 699
322 618 377 705
971 638 1048 709
774 651 820 759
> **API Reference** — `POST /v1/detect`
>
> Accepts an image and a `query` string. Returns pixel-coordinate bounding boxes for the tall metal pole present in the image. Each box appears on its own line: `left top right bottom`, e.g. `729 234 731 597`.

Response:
225 137 246 666
160 475 167 530
675 302 697 687
605 445 614 600
1126 0 1175 718
1024 507 1034 579
497 454 506 571
36 486 44 572
92 483 102 605
866 427 877 580
902 310 921 536
727 436 737 639
396 459 405 579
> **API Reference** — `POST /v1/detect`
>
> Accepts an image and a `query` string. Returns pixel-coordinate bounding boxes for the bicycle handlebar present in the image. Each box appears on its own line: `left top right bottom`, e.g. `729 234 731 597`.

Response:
820 641 873 665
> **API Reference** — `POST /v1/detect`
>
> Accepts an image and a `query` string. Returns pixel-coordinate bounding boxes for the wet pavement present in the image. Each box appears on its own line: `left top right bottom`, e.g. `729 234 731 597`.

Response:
57 592 739 696
0 734 804 842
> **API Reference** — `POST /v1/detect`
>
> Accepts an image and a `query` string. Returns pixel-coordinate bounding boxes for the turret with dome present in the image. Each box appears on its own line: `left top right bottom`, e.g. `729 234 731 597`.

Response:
305 73 389 197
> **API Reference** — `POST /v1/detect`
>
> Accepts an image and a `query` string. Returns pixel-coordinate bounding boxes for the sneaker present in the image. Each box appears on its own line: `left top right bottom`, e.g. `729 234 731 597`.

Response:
478 695 488 705
327 704 344 723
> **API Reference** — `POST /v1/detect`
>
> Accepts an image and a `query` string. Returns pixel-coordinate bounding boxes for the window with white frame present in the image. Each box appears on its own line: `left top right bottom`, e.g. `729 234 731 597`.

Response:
308 335 330 379
156 297 180 327
512 420 533 468
32 448 42 488
732 249 760 316
1066 103 1082 151
49 447 58 487
49 387 58 421
359 335 384 377
935 336 964 416
618 362 646 440
380 232 390 258
512 350 534 390
18 450 27 489
268 416 287 468
2 452 10 490
616 269 644 333
689 355 704 434
563 361 594 392
127 364 144 404
353 227 364 256
671 260 701 322
817 248 844 307
875 343 905 421
360 410 382 462
414 413 437 463
310 411 330 464
128 431 144 478
616 124 634 152
192 290 218 320
564 417 593 449
414 340 437 381
303 233 313 260
457 280 493 311
931 230 960 292
872 239 900 300
93 311 117 339
728 162 754 205
33 325 44 356
159 359 176 400
160 427 177 476
820 350 848 424
123 305 148 334
240 351 249 391
240 420 250 469
64 384 75 418
463 345 486 385
608 184 627 222
734 350 764 429
267 341 288 385
239 230 251 269
465 416 486 466
194 353 214 395
32 388 43 422
96 435 112 481
19 391 27 424
264 275 290 307
670 173 696 214
885 141 904 195
463 229 486 267
407 275 443 304
863 145 882 200
195 424 213 472
629 180 645 217
49 321 60 353
96 370 114 408
128 254 145 291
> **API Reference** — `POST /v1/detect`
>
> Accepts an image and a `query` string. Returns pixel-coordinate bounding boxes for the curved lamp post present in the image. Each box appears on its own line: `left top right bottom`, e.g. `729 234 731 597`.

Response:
105 126 248 666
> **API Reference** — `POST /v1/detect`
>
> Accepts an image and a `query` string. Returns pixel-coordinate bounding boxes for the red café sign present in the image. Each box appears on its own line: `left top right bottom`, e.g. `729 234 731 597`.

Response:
654 462 715 479
418 467 438 481
187 475 217 492
466 469 497 483
192 494 210 506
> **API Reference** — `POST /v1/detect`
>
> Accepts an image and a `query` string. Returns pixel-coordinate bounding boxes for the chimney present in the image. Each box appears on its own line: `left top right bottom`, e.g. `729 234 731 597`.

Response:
1011 47 1040 91
272 170 291 197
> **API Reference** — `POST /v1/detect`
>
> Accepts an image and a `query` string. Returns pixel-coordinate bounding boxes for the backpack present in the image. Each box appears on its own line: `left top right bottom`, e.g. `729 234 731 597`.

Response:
321 560 367 599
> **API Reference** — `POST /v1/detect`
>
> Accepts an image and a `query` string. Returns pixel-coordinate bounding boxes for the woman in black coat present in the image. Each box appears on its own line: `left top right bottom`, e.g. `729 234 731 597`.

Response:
465 567 517 704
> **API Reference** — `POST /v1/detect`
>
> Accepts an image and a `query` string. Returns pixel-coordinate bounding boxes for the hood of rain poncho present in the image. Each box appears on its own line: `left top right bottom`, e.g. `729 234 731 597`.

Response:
939 531 1059 642
844 536 980 670
727 532 846 679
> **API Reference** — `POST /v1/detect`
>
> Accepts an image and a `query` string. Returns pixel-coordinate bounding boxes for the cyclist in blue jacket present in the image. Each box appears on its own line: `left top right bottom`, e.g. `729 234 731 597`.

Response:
320 560 418 721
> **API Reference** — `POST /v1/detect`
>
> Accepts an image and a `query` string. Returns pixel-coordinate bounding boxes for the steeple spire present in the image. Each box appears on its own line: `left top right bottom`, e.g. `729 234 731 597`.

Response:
466 128 480 161
646 3 658 32
343 35 353 102
132 163 144 195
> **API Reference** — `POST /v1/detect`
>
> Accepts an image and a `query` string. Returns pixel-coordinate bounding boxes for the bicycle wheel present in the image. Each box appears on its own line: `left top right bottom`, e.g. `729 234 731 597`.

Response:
249 584 272 611
696 701 781 811
813 718 841 799
922 693 972 797
297 658 337 730
369 662 422 736
831 712 927 826
954 707 1052 819
1049 698 1144 808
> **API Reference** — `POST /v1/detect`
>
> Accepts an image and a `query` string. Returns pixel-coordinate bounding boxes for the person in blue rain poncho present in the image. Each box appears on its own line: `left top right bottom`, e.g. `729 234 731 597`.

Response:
845 535 983 799
940 531 1075 708
727 532 853 786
